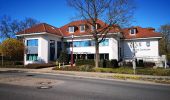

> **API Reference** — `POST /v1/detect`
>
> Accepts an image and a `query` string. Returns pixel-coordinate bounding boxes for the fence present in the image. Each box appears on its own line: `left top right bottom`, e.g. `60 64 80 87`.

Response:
123 55 167 68
0 55 24 67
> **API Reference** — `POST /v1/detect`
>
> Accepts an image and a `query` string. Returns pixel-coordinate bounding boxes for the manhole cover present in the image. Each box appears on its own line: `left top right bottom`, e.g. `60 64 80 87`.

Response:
37 86 52 89
26 74 35 77
38 82 51 85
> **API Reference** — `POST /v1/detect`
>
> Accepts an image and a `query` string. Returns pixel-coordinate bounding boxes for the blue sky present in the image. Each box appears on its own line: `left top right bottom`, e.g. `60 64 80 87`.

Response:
0 0 170 29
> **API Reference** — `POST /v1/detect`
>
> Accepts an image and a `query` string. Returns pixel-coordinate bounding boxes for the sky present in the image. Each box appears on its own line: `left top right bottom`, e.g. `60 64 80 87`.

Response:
0 0 170 29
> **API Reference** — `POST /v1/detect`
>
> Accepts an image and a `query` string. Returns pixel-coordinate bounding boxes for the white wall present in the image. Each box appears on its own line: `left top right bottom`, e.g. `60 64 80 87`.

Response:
122 38 159 61
24 34 48 65
24 33 61 65
66 37 119 60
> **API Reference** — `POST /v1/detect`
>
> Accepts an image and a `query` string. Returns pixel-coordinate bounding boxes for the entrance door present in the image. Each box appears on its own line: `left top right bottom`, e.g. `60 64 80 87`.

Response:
50 40 55 61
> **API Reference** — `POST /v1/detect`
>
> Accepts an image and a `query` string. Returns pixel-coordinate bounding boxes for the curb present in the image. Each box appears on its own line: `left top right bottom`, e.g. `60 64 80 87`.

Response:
26 71 170 86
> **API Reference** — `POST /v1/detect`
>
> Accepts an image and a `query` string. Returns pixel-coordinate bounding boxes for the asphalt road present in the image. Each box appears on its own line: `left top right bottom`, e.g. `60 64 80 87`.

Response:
0 71 170 100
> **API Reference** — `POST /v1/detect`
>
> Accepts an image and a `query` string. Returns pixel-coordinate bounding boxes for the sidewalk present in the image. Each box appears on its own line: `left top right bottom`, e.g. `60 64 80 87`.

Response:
1 67 170 85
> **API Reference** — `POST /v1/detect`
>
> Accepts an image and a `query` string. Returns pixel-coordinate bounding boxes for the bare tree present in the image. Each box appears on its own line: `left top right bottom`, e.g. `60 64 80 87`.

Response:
0 15 39 39
159 24 170 55
67 0 135 68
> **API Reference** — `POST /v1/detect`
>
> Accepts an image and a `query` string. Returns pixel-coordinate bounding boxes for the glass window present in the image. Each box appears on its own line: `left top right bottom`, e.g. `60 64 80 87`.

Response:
26 54 38 61
100 39 109 46
66 39 109 47
91 25 95 31
130 28 136 35
80 25 85 32
146 41 150 47
27 39 38 46
69 26 74 33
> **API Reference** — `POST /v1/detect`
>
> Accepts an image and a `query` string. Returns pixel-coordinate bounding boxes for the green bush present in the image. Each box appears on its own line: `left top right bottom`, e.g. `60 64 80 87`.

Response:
110 59 118 68
93 67 133 74
75 59 118 68
99 60 111 68
78 65 94 72
75 59 95 66
26 63 55 69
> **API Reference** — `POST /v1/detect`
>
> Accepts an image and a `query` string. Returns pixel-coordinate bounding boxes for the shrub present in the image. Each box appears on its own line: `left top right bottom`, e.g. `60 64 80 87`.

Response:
14 61 23 65
54 66 79 71
93 67 134 74
110 59 118 68
143 62 155 68
99 60 111 68
137 60 144 67
75 59 95 66
26 63 55 69
123 62 133 67
78 65 94 72
76 59 119 68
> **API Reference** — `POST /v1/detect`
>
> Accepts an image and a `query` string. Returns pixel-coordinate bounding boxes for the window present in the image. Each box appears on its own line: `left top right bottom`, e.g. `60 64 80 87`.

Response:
27 39 38 46
26 39 38 61
69 26 74 33
91 24 98 31
66 39 109 47
99 39 109 46
146 41 150 47
80 25 85 32
27 54 38 61
130 28 136 35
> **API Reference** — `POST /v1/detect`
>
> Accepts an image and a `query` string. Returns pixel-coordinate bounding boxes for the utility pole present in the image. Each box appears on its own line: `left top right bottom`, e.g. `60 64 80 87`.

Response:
132 41 136 74
71 34 74 67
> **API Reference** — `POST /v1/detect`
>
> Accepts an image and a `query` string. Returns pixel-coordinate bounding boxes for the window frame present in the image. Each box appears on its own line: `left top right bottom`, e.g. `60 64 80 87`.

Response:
130 28 136 35
146 41 150 47
91 24 98 31
27 39 38 47
69 26 75 33
26 54 38 61
80 25 85 32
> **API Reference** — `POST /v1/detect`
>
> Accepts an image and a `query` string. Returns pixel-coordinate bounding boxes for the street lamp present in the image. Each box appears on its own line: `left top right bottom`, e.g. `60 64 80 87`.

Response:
71 34 74 67
132 41 136 74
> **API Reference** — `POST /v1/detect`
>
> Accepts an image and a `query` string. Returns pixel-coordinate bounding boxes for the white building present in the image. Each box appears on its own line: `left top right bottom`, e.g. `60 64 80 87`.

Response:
16 20 161 65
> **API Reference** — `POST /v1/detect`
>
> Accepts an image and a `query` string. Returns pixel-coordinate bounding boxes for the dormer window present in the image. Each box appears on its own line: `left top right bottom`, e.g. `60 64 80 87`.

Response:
91 24 98 31
130 28 136 35
80 25 85 32
69 26 74 33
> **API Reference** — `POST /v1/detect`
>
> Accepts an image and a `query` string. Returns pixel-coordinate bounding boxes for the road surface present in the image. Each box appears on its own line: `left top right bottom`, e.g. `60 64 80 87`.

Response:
0 70 170 100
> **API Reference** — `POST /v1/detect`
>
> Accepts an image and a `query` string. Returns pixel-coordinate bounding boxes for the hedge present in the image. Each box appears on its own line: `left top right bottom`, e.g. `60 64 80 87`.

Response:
26 63 55 69
75 59 119 68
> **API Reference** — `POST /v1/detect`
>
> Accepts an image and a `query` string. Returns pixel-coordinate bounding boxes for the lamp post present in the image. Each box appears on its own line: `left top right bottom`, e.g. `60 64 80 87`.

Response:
132 41 136 74
71 34 74 67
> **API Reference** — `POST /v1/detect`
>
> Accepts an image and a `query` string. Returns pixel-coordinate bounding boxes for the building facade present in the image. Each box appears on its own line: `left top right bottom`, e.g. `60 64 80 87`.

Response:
16 20 161 65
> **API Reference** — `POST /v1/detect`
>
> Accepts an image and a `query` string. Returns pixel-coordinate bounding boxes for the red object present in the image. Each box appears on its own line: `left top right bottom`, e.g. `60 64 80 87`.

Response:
122 26 161 39
71 35 74 67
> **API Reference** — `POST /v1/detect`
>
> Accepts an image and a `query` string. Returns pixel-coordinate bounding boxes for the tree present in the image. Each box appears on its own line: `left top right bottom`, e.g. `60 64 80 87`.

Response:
67 0 135 68
0 15 39 40
159 24 170 55
58 45 69 65
0 38 24 61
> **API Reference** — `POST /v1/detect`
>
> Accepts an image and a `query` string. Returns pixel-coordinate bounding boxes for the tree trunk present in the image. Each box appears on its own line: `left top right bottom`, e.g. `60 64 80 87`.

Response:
95 40 99 68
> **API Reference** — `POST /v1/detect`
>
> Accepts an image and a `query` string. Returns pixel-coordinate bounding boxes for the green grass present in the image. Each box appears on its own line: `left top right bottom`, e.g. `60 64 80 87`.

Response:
93 67 134 74
93 67 170 76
